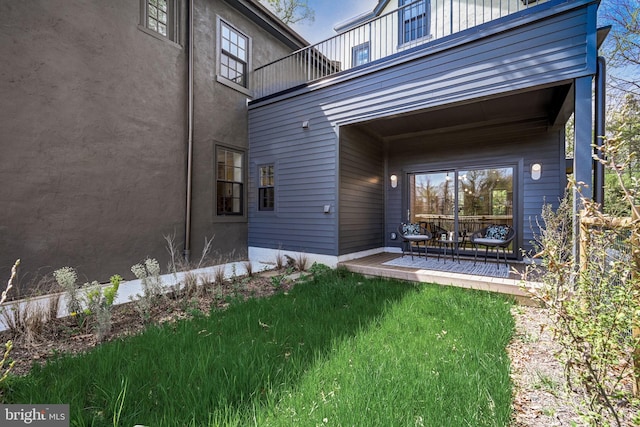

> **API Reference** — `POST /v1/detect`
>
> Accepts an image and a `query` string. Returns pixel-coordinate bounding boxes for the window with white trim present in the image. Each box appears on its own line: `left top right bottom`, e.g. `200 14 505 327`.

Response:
399 0 429 44
141 0 179 43
216 147 244 216
219 20 249 88
352 42 370 67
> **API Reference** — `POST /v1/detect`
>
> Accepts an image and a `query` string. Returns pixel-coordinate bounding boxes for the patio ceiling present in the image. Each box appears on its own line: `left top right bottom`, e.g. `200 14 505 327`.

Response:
354 84 573 141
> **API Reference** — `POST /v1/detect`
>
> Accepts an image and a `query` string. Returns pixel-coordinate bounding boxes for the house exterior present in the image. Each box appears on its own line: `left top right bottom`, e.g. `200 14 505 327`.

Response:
1 0 605 286
247 0 605 266
0 0 306 285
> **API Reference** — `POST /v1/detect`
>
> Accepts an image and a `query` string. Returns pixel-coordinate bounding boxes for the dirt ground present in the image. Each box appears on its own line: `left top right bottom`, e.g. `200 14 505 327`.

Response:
1 272 638 425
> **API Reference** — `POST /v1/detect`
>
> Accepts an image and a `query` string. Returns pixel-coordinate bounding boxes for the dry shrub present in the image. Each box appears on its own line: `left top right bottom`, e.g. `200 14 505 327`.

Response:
294 253 308 271
243 261 253 277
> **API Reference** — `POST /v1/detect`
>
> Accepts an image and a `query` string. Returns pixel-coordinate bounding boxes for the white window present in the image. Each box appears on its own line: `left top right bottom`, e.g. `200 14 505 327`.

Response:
399 0 429 44
219 20 249 88
140 0 180 43
352 42 370 67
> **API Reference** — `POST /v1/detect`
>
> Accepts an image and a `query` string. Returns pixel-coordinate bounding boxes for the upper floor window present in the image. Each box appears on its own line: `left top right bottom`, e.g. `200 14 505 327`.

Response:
399 0 429 44
258 164 275 211
216 147 244 216
141 0 180 43
352 42 370 67
219 20 249 88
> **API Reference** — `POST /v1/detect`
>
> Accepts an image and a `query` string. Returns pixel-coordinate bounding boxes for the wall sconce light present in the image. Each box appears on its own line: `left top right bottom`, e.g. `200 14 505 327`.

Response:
390 174 398 188
531 163 542 180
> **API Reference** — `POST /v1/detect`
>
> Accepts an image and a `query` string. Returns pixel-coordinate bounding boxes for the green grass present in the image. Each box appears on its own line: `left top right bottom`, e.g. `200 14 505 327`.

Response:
3 268 515 426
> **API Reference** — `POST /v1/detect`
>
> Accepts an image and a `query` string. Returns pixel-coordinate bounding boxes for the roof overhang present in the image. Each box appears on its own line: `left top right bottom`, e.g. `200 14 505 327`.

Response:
224 0 308 50
351 84 574 142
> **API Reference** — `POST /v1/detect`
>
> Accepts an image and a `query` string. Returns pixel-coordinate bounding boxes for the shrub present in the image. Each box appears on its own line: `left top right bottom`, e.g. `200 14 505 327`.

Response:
528 135 640 426
131 258 163 323
53 266 82 317
83 275 122 341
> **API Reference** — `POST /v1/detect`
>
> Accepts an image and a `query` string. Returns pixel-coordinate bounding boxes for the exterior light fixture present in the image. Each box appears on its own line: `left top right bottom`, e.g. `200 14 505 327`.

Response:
531 163 542 180
390 174 398 188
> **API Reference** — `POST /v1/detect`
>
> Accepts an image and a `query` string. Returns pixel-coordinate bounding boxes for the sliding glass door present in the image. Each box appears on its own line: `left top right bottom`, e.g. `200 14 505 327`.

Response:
409 166 514 253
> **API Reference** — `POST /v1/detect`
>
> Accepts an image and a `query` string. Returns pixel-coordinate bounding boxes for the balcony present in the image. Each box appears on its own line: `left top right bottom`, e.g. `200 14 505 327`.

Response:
253 0 551 99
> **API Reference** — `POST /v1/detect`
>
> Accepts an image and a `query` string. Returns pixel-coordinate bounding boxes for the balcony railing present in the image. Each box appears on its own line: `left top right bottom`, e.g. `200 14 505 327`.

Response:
253 0 549 99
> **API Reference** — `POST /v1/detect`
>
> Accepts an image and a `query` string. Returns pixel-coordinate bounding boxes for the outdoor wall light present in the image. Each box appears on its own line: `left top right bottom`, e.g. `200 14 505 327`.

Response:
531 163 542 181
390 174 398 188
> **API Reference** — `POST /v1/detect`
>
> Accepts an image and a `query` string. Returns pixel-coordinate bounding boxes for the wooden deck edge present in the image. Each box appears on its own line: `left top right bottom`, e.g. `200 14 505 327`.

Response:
340 263 540 307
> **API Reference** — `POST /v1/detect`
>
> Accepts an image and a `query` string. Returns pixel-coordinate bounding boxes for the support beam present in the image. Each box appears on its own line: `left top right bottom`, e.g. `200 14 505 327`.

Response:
594 57 606 207
573 76 594 260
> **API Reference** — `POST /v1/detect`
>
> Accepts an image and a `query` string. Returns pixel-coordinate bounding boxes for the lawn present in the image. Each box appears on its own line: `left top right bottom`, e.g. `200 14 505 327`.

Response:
3 268 515 426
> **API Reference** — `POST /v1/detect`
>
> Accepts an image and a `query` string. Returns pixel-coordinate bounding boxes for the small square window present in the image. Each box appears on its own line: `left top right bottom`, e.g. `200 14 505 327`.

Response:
352 42 370 67
141 0 180 43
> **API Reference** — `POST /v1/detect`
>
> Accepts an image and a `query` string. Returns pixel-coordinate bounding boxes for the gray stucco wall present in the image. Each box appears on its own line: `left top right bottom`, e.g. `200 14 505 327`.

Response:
189 0 300 263
1 0 187 284
0 0 301 287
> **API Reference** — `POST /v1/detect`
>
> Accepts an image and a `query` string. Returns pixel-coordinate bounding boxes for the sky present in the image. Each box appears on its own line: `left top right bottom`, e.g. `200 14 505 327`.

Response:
289 0 376 43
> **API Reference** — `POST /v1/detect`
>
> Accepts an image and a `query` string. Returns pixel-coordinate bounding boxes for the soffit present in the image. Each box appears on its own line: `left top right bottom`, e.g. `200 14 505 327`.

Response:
354 85 571 141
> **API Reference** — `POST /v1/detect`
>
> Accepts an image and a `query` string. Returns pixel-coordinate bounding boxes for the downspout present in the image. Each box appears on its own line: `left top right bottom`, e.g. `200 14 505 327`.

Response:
183 0 194 262
594 56 606 208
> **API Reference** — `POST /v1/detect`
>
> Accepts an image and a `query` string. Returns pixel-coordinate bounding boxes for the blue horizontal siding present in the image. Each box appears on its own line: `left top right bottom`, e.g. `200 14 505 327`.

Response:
249 1 595 256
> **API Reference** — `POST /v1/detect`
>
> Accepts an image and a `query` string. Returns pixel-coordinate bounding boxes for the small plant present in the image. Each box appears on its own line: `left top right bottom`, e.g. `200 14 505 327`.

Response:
274 251 285 270
0 259 19 385
182 271 200 298
270 274 285 288
165 233 215 299
308 262 331 276
243 261 253 278
294 253 308 272
131 258 163 323
1 300 51 344
213 266 226 287
84 275 122 341
54 266 82 317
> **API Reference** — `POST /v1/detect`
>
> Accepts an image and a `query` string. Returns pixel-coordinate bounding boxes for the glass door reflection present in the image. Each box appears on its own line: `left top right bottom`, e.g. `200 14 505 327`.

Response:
409 167 514 254
409 171 455 247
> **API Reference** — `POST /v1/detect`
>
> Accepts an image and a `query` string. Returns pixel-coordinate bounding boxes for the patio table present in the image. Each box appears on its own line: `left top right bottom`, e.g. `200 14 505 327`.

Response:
436 232 459 263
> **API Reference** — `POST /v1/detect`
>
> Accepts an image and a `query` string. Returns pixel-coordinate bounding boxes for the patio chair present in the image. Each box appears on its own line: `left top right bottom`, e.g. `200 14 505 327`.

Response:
398 223 432 260
470 224 515 267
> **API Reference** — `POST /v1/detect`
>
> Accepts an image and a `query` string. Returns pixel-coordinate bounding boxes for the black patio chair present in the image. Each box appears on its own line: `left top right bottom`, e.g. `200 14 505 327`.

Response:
470 224 515 267
398 223 432 260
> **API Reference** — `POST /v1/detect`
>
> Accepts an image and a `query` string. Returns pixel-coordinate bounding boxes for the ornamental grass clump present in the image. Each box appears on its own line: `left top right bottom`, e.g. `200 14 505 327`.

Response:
0 259 19 385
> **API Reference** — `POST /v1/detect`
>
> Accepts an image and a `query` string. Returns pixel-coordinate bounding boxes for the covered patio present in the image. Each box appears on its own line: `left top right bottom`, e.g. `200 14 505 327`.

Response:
338 252 542 305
